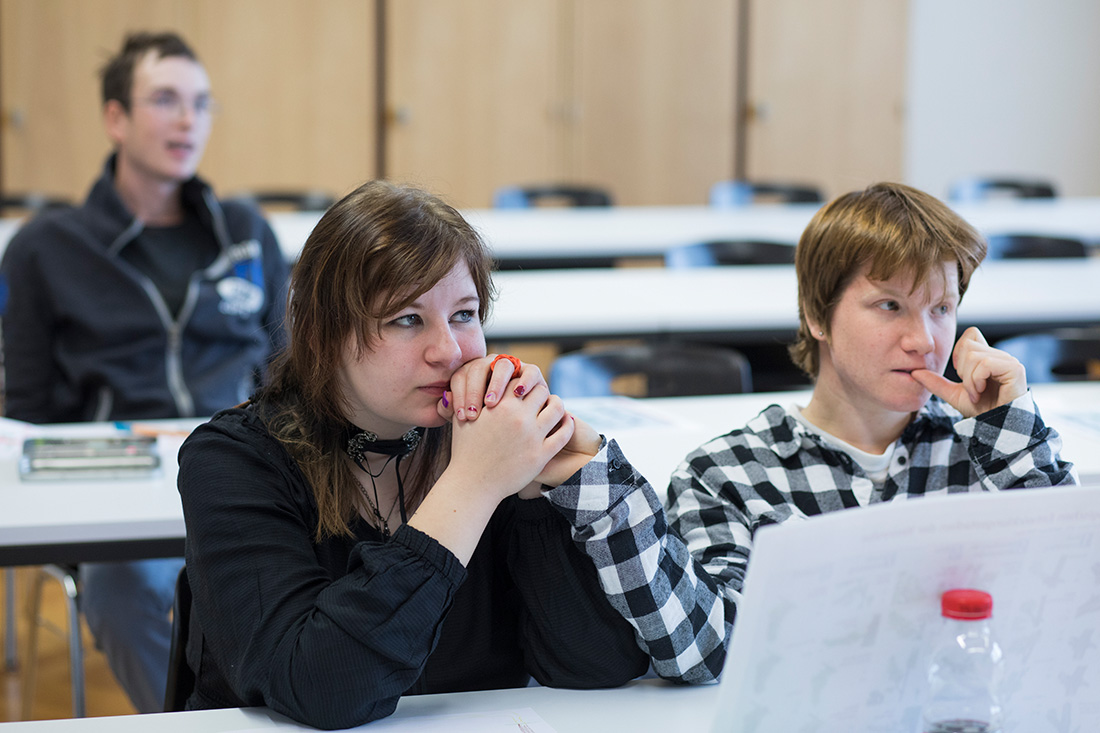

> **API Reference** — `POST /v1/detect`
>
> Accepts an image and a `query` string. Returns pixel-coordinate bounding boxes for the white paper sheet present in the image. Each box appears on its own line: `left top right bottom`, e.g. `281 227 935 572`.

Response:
568 396 694 432
712 485 1100 733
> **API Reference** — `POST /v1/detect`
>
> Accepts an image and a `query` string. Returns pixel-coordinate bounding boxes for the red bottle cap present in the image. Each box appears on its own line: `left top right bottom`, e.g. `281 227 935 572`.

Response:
941 589 993 620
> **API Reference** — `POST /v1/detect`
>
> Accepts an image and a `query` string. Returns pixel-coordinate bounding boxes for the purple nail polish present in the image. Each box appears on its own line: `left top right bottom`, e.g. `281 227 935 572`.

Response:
485 392 496 403
442 392 450 408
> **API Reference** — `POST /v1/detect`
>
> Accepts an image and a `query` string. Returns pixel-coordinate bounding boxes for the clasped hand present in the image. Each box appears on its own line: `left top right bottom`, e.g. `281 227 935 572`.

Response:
439 355 602 494
910 326 1028 417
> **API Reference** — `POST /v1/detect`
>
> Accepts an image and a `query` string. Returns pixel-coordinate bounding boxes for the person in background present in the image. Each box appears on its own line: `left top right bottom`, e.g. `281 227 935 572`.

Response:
484 181 1078 687
176 180 647 729
0 32 289 712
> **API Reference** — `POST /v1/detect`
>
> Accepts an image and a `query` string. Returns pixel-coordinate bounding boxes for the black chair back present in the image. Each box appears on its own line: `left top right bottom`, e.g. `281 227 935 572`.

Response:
986 234 1087 259
666 239 796 267
948 177 1057 203
0 193 73 215
710 180 824 207
493 254 621 271
995 327 1100 383
164 566 194 712
493 184 613 208
230 190 336 212
550 342 752 398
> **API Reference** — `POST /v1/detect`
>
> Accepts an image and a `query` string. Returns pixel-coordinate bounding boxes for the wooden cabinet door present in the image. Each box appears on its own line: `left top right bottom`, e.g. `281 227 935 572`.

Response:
0 0 375 204
193 0 376 199
384 0 563 209
572 0 738 205
0 0 197 202
743 0 907 199
386 0 738 208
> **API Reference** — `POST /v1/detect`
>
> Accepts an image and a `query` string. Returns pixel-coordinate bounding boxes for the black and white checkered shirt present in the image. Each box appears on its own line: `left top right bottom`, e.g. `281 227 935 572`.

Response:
546 391 1077 684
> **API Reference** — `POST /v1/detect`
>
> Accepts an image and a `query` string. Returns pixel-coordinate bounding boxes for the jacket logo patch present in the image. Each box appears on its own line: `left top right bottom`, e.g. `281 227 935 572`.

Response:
217 276 265 316
226 239 262 263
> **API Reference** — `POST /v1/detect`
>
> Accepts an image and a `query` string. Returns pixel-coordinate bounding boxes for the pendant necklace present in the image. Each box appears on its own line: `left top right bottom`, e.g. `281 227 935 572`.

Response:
345 426 424 541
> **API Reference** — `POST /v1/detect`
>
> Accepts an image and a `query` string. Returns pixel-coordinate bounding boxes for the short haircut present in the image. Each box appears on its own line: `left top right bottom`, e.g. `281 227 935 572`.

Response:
789 182 987 377
100 31 198 110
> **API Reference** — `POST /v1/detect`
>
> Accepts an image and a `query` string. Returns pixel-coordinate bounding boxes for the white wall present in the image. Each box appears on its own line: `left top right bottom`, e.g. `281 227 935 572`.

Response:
905 0 1100 198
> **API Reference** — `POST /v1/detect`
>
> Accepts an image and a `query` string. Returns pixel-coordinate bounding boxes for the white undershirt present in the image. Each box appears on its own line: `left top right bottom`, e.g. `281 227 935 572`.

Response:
789 404 896 501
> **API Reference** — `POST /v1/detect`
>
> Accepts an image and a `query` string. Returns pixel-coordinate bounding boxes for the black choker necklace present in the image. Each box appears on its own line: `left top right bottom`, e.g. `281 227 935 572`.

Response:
346 426 424 461
345 426 424 541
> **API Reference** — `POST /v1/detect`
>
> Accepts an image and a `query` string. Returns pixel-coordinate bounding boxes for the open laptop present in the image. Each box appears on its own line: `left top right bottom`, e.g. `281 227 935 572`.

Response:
710 485 1100 733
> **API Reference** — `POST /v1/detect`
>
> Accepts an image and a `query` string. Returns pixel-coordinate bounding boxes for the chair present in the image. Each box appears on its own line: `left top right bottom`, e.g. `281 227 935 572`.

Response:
665 239 796 268
492 184 614 209
948 177 1057 203
709 180 823 207
493 253 621 271
229 189 336 212
22 564 86 718
985 234 1087 259
550 342 752 398
0 193 73 216
994 327 1100 383
164 566 193 712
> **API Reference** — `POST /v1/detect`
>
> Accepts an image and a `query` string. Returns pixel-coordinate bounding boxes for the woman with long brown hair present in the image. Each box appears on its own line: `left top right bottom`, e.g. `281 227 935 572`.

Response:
177 180 647 729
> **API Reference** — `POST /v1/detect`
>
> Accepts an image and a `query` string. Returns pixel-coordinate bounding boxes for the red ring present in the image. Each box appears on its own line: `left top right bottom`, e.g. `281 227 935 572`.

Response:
490 354 522 373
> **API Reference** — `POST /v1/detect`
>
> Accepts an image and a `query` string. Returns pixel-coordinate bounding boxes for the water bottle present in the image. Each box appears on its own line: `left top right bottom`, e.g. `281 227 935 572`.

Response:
921 589 1004 733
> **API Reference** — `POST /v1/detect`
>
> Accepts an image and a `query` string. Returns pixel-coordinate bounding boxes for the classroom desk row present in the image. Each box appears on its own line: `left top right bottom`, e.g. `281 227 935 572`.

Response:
268 196 1100 263
484 258 1100 343
2 197 1099 266
0 220 1095 350
3 382 1099 569
2 202 1097 349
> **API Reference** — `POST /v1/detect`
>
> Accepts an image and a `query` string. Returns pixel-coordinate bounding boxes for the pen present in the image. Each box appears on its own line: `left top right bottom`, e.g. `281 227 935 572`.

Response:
114 421 194 438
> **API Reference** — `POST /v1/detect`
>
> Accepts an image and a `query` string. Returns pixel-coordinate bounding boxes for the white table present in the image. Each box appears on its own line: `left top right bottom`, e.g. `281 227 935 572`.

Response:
266 204 819 263
0 679 718 731
3 198 1098 265
0 421 192 566
3 383 1097 569
580 382 1100 496
484 257 1100 342
265 197 1100 263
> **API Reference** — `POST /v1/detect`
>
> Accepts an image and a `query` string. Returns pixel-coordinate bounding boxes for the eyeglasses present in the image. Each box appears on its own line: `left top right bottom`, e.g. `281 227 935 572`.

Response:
133 91 220 118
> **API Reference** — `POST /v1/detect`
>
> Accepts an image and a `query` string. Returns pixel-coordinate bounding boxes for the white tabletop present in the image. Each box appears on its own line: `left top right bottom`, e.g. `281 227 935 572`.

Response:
268 197 1100 262
3 198 1098 265
582 382 1100 499
0 421 193 566
0 679 718 731
3 383 1097 568
484 257 1100 341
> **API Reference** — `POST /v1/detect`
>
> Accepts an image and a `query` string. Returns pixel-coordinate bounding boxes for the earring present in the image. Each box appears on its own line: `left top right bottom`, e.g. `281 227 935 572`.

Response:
818 330 824 337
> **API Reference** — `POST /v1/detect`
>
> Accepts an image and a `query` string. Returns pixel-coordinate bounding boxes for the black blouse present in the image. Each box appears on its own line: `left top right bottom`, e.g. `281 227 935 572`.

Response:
177 405 647 730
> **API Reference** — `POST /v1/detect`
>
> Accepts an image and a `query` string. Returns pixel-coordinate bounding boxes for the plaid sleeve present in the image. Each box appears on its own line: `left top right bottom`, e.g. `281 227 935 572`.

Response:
954 391 1079 489
544 439 732 684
